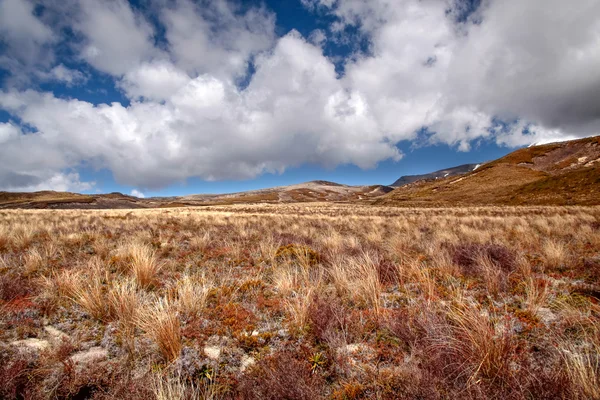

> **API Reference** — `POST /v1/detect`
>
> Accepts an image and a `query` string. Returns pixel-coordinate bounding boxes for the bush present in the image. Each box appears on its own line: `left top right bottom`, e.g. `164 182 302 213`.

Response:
451 243 516 276
275 244 320 267
238 350 325 400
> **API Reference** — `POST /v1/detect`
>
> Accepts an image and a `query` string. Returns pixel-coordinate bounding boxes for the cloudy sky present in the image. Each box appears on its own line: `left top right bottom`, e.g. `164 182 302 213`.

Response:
0 0 598 196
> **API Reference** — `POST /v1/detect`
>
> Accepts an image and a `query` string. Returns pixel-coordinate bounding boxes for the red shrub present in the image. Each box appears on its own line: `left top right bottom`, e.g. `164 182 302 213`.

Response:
238 350 326 400
451 243 516 276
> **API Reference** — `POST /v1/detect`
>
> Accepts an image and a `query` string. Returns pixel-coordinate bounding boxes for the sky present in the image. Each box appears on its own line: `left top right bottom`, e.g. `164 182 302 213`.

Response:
0 0 599 197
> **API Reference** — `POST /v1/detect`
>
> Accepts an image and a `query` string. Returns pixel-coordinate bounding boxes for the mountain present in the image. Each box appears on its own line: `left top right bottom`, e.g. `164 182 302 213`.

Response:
0 181 395 209
391 163 481 187
3 136 599 209
377 135 600 206
181 181 394 204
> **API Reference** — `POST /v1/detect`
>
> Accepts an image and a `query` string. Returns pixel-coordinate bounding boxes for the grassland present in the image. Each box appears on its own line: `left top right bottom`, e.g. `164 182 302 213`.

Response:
1 204 599 399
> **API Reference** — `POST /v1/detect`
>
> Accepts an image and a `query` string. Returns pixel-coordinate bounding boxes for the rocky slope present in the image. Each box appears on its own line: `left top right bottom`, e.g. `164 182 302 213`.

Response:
0 181 395 209
391 163 481 187
377 136 600 206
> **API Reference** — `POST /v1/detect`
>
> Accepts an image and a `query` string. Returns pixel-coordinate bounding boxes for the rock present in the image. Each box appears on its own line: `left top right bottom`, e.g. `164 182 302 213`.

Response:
11 338 50 352
343 344 363 354
240 355 255 372
70 347 108 364
204 346 221 360
44 326 69 342
537 307 557 324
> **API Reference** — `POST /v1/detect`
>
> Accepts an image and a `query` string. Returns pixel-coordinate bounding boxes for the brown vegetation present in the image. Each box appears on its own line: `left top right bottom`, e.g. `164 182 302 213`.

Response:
379 135 600 206
0 204 599 399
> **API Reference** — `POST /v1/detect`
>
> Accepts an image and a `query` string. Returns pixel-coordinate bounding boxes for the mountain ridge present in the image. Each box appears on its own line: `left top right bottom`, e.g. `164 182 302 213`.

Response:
2 136 600 208
391 163 482 187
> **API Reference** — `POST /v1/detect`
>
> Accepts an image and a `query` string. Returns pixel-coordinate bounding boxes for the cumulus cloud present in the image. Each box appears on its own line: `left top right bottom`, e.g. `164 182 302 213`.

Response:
130 189 145 198
0 30 400 189
36 64 88 86
160 0 276 81
0 0 55 83
0 0 598 191
314 0 600 146
76 0 159 76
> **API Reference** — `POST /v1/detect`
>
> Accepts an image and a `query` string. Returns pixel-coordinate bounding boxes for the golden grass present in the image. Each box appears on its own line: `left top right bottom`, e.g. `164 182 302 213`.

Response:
1 204 599 398
136 297 182 362
170 274 212 317
129 243 162 289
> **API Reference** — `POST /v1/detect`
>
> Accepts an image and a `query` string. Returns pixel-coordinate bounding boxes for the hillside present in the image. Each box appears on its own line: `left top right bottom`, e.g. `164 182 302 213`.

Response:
182 181 394 204
3 137 600 209
0 181 394 209
391 163 481 187
377 136 600 206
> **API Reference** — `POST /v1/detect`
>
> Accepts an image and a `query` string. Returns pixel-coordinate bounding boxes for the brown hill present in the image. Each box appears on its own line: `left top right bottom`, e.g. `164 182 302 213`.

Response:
181 181 394 204
376 136 600 206
0 182 395 209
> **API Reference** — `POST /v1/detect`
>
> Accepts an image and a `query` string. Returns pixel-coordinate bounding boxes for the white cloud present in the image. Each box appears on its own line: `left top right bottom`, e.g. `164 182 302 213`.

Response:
0 31 400 189
120 60 190 101
77 0 159 76
130 189 145 198
0 169 93 192
37 64 87 86
0 0 55 83
0 0 599 191
160 0 276 81
305 0 600 147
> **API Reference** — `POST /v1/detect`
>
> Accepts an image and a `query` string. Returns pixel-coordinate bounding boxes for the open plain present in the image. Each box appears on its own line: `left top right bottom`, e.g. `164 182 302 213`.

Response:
1 204 599 399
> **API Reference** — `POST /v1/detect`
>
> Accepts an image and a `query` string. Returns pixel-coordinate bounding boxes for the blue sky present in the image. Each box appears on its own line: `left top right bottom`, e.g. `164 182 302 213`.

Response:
0 0 596 197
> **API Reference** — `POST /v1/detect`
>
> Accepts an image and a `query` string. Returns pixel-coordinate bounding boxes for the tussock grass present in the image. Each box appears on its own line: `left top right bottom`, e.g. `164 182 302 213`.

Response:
129 244 162 289
559 324 600 399
432 304 517 386
1 204 599 399
136 298 181 362
69 273 109 321
170 274 211 316
329 252 382 313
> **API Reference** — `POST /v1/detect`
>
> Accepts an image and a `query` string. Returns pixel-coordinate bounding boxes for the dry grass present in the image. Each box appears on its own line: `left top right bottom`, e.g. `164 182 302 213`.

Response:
329 252 382 313
136 298 182 362
69 272 109 321
171 274 212 317
129 243 162 289
432 303 517 386
1 204 599 399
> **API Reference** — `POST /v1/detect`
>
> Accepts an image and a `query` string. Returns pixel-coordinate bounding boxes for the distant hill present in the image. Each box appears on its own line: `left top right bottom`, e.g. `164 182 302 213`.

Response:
0 181 395 209
3 136 599 209
377 136 600 206
391 163 481 187
181 181 394 204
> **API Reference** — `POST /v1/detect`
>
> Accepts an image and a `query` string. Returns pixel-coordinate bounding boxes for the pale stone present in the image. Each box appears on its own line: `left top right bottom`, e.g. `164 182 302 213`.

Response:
240 355 255 372
44 326 69 341
344 344 362 354
70 347 108 364
537 307 557 324
204 346 221 360
11 338 50 351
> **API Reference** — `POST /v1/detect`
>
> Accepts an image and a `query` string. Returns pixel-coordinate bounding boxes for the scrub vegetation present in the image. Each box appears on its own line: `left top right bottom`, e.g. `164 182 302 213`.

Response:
1 204 599 399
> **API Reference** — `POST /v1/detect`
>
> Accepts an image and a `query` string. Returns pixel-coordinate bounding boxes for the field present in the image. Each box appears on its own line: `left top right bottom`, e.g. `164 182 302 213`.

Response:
1 204 599 399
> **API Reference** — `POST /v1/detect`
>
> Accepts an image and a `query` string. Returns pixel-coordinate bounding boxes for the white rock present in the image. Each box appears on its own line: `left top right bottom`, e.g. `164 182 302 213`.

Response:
70 347 108 364
204 346 221 360
44 326 69 341
537 307 557 324
344 344 362 354
240 355 255 372
11 338 50 351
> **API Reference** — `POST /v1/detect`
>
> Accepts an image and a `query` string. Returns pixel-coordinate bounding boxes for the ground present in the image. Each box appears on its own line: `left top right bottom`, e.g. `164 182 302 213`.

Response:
1 204 599 399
